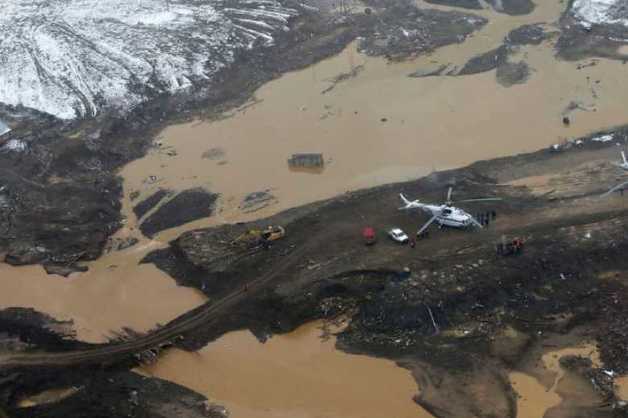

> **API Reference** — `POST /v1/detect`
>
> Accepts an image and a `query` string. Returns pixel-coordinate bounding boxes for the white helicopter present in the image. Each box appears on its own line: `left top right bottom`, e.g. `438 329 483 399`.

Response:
399 186 502 236
601 150 628 197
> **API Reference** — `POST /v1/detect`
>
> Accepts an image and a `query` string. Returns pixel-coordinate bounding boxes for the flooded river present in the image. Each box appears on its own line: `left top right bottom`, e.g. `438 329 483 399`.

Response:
122 0 628 232
2 0 628 415
141 321 431 418
3 0 628 341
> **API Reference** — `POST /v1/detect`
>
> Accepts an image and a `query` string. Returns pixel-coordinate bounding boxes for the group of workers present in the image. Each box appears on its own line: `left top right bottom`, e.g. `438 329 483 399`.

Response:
475 210 497 227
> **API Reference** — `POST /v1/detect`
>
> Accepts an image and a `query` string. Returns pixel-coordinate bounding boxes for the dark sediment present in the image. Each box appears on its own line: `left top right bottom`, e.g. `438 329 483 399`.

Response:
458 45 510 75
424 0 483 10
496 61 530 87
506 23 551 46
132 189 173 220
0 308 86 352
3 370 227 418
139 188 218 238
487 0 535 16
358 1 487 60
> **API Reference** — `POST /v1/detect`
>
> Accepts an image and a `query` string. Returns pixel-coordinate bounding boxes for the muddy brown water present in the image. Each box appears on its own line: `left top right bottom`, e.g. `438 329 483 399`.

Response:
509 343 600 418
140 320 432 418
2 0 628 414
121 0 628 235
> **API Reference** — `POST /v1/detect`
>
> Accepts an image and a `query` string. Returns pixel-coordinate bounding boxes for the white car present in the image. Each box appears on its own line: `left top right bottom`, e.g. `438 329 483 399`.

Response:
388 228 409 244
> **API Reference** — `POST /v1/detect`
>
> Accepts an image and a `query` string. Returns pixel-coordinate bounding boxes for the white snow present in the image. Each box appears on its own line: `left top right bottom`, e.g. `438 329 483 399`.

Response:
0 0 299 119
572 0 628 27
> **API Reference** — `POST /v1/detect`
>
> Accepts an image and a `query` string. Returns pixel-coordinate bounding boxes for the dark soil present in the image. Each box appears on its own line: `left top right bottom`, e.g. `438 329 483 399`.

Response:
133 189 173 220
506 23 551 45
424 0 483 10
496 61 530 86
487 0 535 16
357 1 486 60
3 369 227 418
458 45 510 75
139 188 218 238
0 308 87 352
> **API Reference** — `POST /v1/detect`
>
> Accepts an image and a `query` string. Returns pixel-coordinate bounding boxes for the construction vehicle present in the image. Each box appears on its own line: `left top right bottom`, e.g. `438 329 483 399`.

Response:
234 225 285 248
496 236 524 256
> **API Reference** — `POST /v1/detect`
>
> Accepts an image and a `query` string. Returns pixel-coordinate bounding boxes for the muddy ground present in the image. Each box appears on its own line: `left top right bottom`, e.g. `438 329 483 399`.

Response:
2 126 628 417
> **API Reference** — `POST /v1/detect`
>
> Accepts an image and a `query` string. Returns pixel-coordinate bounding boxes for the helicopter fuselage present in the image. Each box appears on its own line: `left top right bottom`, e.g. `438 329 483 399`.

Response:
417 204 474 228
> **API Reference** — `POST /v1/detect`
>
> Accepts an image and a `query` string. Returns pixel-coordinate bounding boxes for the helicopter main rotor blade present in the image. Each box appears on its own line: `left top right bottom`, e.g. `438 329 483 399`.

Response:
455 197 503 203
417 215 438 236
601 180 628 198
446 187 453 202
469 215 484 229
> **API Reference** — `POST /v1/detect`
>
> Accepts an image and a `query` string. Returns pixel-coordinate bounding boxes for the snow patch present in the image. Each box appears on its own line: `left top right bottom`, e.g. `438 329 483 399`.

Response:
0 0 300 119
572 0 628 27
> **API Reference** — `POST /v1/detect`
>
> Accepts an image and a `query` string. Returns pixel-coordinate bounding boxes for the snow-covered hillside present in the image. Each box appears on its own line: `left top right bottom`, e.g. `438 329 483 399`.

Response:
0 0 299 119
572 0 628 27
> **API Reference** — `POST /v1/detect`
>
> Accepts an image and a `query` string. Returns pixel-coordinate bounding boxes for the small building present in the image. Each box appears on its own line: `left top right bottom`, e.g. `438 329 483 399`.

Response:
287 153 324 169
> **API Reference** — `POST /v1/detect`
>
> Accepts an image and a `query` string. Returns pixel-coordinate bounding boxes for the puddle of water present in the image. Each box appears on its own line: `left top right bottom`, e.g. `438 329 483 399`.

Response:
509 342 601 418
541 343 600 392
509 371 562 418
17 387 80 408
141 321 431 418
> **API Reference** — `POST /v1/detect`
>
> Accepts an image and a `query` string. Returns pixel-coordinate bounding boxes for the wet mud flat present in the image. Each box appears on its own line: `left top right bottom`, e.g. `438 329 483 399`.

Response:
3 128 628 417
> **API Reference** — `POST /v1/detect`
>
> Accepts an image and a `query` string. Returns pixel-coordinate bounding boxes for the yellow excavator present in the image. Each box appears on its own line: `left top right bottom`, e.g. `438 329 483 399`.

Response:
234 225 285 247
